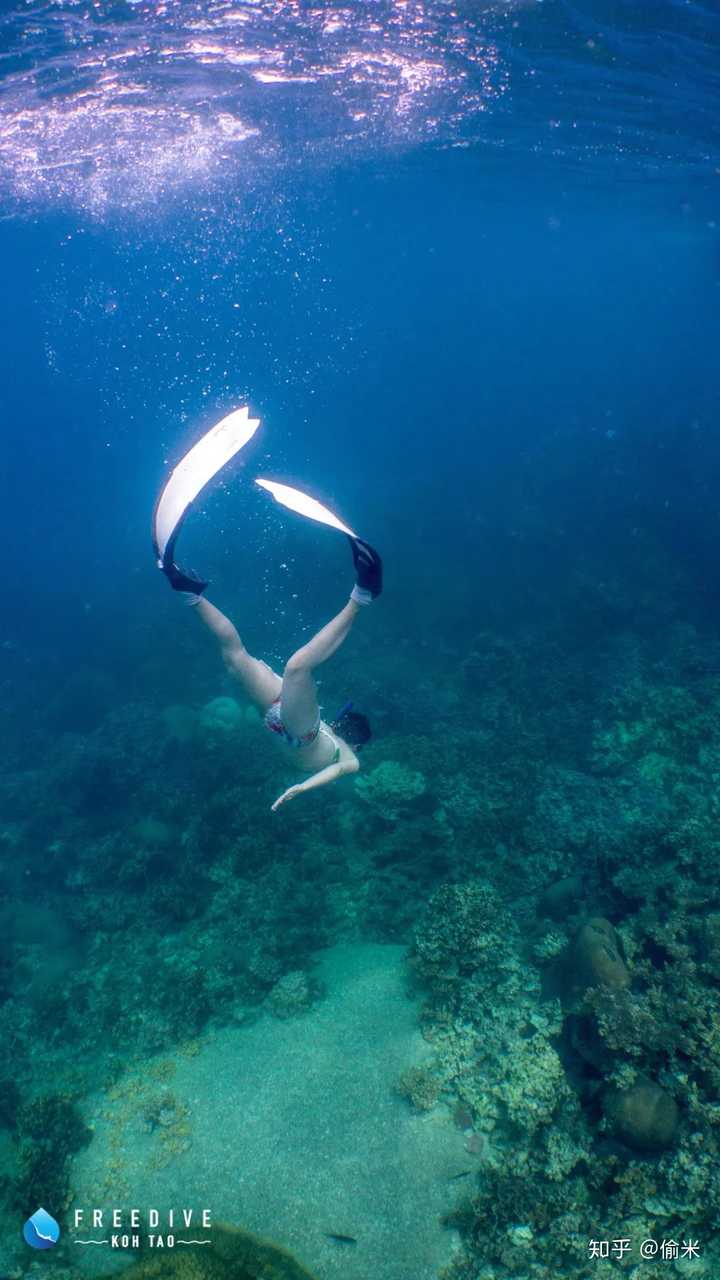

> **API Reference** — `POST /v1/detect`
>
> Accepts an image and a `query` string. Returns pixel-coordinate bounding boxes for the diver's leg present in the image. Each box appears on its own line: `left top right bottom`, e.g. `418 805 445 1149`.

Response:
192 597 281 711
288 600 361 672
279 600 360 737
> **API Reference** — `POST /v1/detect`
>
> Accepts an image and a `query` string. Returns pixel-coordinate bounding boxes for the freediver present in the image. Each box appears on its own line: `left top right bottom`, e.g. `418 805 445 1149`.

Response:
161 538 382 811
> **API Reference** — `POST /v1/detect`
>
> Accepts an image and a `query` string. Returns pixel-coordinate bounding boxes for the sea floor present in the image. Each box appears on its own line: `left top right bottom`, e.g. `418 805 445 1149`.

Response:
69 943 466 1280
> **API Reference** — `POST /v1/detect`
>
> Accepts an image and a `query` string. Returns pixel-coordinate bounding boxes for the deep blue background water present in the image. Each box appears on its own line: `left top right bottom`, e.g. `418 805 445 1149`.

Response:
0 0 719 717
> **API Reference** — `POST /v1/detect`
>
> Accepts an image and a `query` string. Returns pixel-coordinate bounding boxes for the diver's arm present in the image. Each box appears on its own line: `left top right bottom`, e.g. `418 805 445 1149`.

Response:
271 758 360 812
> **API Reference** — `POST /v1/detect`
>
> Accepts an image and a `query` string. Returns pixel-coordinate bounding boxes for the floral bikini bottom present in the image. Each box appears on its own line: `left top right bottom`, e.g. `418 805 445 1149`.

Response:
263 698 341 762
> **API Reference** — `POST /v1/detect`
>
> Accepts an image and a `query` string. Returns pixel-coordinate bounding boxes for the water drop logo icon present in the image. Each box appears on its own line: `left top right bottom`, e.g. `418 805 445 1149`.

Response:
23 1208 61 1249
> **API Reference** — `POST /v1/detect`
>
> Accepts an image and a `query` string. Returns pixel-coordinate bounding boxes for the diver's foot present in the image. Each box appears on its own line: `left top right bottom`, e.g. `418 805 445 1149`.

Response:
348 536 382 602
161 560 208 600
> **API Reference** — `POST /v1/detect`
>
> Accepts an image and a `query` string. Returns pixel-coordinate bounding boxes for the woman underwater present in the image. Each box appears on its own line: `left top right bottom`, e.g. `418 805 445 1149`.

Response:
161 536 382 811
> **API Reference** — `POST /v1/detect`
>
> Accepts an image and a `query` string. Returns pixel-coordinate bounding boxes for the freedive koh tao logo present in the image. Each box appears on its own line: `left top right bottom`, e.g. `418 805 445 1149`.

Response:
23 1208 61 1249
73 1207 213 1250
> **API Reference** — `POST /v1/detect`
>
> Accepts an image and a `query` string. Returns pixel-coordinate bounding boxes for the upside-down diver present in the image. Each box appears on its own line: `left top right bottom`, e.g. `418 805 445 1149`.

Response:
162 537 382 811
153 407 383 812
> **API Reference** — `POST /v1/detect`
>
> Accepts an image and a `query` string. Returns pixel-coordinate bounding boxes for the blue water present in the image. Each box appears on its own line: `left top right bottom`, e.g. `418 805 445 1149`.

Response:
1 2 720 1277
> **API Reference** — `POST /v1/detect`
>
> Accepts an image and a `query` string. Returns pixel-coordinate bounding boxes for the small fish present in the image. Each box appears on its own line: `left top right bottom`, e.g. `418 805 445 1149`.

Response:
447 1169 474 1182
325 1233 357 1246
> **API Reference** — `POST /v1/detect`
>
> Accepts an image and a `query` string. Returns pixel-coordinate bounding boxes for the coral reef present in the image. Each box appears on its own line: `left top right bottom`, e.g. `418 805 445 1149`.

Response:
8 1095 92 1216
199 696 245 733
412 880 518 990
571 916 631 991
355 759 427 820
603 1078 679 1152
4 573 720 1280
266 969 316 1019
396 1064 442 1112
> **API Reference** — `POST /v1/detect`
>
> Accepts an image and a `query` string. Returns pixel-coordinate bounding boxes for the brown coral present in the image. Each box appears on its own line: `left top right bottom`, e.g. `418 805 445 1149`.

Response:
572 917 630 992
603 1078 679 1152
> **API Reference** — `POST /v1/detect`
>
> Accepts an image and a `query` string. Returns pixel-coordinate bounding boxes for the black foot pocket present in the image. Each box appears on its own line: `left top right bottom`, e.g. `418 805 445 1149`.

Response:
348 536 383 599
161 561 209 595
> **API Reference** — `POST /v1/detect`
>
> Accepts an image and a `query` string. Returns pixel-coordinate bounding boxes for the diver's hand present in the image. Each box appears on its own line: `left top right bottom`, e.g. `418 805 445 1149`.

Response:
271 784 303 812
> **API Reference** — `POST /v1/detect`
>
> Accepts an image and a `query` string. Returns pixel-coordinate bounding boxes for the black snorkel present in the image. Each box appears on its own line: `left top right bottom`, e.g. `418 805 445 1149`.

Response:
332 700 354 723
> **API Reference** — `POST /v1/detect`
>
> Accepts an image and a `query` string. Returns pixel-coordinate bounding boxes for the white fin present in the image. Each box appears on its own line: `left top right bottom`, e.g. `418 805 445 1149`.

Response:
255 478 356 537
154 407 260 560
